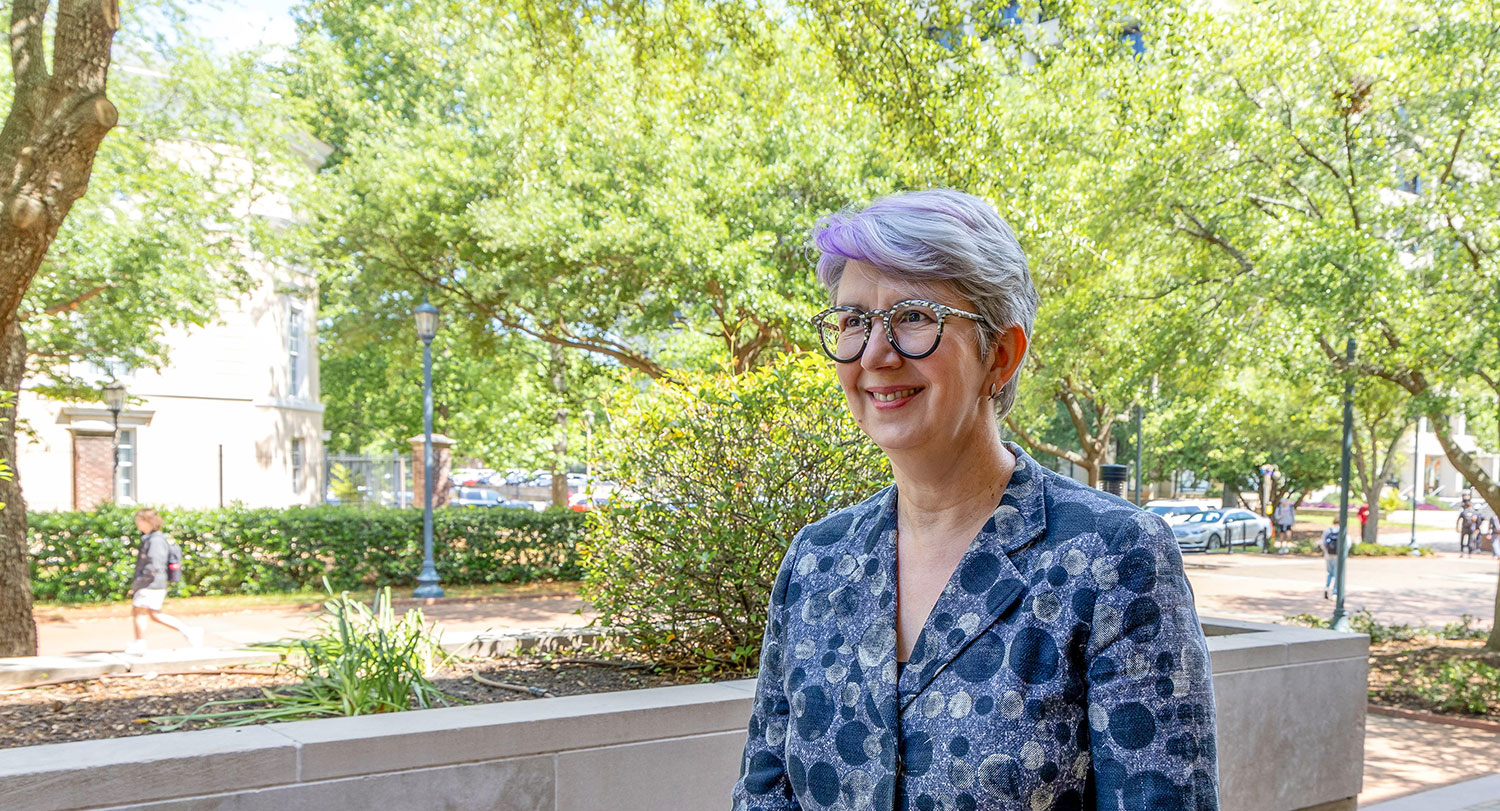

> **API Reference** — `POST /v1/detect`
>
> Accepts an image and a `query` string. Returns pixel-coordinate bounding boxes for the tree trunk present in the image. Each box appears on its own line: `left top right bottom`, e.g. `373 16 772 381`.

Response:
0 321 34 656
1362 487 1381 545
0 0 121 658
549 343 568 509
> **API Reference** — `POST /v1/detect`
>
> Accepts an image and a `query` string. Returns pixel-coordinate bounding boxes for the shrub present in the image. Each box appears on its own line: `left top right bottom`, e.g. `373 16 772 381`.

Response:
1411 659 1500 715
29 504 585 602
582 354 888 669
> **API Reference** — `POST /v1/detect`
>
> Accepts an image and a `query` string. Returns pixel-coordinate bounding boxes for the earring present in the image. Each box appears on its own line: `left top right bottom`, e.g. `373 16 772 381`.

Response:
988 383 999 400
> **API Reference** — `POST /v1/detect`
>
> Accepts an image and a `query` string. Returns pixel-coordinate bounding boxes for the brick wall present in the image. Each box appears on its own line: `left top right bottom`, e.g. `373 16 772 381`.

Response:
72 432 113 510
410 439 453 508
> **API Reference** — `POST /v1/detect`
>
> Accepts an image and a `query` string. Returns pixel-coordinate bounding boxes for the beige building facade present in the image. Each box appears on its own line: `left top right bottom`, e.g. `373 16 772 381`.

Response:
17 260 323 512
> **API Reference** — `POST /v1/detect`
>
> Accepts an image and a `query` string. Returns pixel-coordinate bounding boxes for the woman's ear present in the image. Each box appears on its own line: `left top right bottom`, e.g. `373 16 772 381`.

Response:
989 325 1028 390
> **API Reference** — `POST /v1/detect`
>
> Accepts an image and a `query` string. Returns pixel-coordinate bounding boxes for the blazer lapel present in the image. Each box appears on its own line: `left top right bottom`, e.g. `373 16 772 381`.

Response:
841 486 903 736
897 446 1049 711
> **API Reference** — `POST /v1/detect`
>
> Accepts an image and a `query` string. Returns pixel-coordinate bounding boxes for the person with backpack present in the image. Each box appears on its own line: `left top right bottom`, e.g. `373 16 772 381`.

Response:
1321 519 1341 600
1458 499 1484 557
125 508 202 655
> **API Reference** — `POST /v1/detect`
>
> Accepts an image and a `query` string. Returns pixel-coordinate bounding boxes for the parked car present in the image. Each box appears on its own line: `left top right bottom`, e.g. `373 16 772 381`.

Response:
1172 508 1272 552
453 487 504 508
568 492 616 512
1144 499 1219 524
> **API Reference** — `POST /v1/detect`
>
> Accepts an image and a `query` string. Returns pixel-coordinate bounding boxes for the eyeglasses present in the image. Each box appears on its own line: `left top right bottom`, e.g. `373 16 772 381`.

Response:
810 299 989 363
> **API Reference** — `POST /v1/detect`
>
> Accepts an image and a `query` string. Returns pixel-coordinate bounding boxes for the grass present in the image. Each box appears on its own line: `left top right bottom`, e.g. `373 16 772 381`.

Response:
33 580 582 617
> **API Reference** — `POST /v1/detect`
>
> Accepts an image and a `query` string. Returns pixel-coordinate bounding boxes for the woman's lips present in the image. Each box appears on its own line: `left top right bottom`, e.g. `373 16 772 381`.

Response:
867 386 923 408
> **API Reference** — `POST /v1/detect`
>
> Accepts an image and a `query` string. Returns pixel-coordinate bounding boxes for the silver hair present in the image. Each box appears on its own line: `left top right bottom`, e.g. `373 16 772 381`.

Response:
810 189 1040 421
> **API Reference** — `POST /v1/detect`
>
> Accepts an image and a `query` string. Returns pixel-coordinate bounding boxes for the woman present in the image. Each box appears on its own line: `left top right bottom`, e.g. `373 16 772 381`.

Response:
732 190 1219 810
125 508 203 655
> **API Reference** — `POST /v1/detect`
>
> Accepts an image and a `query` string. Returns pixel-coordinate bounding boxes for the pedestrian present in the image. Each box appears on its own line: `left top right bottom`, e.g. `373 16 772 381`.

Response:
1357 502 1370 544
733 190 1219 810
1321 519 1340 600
1458 499 1483 557
125 508 202 655
1484 513 1500 560
1274 500 1296 545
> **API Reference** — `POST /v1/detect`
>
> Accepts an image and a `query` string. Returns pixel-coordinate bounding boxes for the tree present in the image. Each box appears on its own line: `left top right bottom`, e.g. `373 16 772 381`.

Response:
0 0 121 656
1 1 304 654
1153 369 1341 523
1351 380 1415 544
290 0 897 388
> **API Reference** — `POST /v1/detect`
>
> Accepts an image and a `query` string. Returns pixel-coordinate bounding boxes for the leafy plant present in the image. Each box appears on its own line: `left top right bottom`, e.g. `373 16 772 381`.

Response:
158 585 459 728
1410 659 1500 716
1284 610 1479 644
582 354 888 669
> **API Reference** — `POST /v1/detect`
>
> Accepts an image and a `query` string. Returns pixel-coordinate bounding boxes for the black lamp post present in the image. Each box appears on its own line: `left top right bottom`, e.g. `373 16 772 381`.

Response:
1331 338 1356 633
103 381 127 501
413 298 444 599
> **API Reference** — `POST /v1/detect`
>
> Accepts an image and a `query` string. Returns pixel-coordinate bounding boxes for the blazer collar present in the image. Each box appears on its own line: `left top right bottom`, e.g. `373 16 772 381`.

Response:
890 443 1049 710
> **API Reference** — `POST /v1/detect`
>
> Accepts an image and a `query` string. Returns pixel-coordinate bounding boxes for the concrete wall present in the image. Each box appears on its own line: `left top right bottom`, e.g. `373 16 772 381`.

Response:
0 618 1367 811
16 260 323 511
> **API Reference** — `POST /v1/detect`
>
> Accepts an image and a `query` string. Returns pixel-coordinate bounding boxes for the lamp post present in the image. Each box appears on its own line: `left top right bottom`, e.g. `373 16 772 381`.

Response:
413 298 444 599
583 410 595 478
102 381 127 501
1331 338 1356 633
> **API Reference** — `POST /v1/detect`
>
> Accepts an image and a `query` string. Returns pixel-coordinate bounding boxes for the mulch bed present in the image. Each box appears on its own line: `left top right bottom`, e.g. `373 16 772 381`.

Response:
1367 637 1500 724
0 659 746 750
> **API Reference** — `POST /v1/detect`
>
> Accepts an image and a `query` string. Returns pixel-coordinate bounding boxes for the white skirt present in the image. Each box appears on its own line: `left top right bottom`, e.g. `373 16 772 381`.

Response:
131 588 167 611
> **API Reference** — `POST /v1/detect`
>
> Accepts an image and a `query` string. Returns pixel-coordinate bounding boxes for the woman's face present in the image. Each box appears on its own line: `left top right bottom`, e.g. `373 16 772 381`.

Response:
833 260 1000 457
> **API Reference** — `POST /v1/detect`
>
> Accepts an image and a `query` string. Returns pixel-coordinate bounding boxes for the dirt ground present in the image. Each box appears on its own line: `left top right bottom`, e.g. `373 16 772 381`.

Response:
0 658 745 750
1367 637 1500 722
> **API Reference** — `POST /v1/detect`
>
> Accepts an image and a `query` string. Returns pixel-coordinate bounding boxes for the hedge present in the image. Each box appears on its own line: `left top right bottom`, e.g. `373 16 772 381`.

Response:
29 504 586 603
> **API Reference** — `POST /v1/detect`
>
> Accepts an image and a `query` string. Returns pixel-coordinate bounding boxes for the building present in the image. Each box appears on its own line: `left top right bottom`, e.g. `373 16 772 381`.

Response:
1395 416 1500 505
16 137 327 513
17 258 323 512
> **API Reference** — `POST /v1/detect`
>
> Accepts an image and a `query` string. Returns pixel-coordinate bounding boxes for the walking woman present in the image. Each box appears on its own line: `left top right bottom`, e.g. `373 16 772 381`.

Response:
125 508 202 655
732 190 1219 810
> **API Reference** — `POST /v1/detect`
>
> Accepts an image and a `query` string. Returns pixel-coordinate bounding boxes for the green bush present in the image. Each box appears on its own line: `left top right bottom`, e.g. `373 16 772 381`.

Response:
1284 609 1482 644
582 354 888 669
29 504 585 602
1412 659 1500 715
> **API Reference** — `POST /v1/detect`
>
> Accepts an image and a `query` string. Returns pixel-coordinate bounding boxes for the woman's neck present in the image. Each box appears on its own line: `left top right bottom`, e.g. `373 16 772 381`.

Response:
890 428 1014 553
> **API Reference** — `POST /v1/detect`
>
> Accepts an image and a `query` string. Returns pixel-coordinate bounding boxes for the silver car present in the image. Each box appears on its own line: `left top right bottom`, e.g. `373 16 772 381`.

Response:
1172 508 1272 552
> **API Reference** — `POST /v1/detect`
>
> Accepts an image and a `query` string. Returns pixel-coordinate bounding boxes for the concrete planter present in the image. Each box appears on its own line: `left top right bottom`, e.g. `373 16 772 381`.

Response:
0 618 1365 811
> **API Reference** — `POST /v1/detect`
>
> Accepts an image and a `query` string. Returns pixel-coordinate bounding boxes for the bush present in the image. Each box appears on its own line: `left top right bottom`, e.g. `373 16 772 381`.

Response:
1412 659 1500 715
29 504 585 602
582 354 888 669
1284 609 1484 644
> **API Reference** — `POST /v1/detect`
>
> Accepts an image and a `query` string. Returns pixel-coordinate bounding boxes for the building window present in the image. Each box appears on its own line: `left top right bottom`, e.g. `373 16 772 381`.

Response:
116 427 137 503
288 303 307 399
85 359 132 380
292 437 304 491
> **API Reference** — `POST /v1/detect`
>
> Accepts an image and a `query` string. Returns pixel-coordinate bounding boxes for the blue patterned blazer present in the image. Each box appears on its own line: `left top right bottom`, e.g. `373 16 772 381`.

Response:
731 445 1219 810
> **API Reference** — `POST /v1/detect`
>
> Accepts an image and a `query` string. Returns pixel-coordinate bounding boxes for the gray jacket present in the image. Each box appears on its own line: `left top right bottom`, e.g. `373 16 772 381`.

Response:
132 531 169 592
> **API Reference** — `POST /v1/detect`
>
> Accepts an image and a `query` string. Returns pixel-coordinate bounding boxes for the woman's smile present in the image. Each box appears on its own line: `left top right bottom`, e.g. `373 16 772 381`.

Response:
867 385 924 407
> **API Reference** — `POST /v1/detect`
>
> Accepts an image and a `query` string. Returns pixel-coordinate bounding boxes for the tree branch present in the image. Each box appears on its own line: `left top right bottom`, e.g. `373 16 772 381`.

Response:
34 283 107 317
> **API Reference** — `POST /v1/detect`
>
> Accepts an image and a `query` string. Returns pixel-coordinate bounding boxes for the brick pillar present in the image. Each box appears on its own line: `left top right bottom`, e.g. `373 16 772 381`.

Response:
73 433 114 510
409 434 456 508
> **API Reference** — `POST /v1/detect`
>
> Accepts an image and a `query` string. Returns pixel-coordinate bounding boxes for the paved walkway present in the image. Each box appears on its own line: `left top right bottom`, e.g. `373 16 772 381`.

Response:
35 594 592 657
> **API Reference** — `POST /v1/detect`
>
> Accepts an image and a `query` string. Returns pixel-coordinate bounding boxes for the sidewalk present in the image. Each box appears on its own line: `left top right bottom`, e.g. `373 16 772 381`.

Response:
34 592 593 657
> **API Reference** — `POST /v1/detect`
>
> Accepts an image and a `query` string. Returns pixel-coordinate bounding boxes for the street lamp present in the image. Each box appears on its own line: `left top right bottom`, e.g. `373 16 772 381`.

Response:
102 381 127 501
413 297 444 599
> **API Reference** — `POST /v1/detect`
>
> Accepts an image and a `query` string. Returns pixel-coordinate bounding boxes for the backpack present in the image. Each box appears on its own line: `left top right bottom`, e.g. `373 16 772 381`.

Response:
1321 531 1338 555
165 538 184 584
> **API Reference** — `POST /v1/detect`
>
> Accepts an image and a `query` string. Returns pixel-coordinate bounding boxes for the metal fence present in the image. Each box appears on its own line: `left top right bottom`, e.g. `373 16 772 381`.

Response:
323 452 413 507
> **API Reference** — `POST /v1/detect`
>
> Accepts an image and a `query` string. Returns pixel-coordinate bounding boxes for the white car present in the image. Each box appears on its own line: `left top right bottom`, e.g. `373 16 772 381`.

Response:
1171 508 1272 552
1144 499 1219 524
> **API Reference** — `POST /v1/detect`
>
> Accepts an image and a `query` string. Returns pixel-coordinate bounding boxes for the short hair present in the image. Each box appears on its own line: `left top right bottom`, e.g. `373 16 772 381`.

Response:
810 189 1040 420
135 508 164 532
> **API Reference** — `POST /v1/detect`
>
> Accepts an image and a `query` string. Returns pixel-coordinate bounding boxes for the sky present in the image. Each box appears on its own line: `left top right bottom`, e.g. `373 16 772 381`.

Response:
188 0 299 54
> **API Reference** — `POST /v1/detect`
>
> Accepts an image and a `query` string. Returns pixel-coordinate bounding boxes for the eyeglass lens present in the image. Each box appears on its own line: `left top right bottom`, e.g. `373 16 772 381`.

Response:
817 303 944 361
